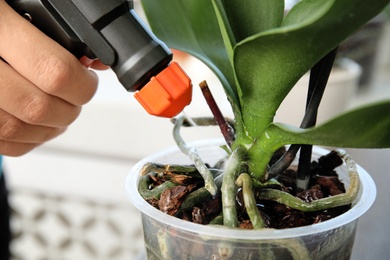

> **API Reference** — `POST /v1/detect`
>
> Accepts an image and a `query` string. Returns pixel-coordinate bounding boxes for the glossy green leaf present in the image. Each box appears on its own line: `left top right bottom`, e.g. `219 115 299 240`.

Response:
261 101 390 151
217 0 284 43
234 0 390 137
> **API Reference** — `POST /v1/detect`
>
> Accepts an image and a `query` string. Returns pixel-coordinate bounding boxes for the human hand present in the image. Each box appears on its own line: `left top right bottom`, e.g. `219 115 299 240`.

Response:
0 1 108 156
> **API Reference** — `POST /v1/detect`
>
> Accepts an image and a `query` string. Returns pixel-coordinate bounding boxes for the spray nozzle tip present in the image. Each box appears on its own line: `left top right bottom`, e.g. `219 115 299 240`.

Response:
134 62 192 118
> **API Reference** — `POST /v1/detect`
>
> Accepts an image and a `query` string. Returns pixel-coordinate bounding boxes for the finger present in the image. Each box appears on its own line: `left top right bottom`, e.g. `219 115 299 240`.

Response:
0 140 39 157
0 60 82 127
79 56 110 71
0 2 98 106
90 60 110 70
0 108 66 143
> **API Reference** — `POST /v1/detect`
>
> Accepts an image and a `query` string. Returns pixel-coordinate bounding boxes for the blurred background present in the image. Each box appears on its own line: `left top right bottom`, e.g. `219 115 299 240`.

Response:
3 1 390 259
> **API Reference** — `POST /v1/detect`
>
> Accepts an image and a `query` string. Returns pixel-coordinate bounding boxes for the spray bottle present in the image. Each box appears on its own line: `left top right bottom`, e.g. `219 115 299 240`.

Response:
7 0 192 118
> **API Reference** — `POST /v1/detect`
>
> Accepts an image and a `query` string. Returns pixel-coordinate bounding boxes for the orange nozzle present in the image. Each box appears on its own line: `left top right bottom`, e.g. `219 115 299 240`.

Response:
134 62 192 118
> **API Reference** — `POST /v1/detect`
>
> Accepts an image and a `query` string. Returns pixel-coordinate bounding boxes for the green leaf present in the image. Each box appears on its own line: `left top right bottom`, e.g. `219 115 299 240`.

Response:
218 0 284 43
234 0 390 137
210 0 284 73
210 0 235 64
262 101 390 150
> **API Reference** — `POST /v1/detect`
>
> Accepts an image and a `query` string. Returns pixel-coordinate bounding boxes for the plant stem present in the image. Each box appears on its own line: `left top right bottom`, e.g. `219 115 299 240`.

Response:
261 150 359 211
179 187 212 212
208 213 224 225
302 47 339 128
199 80 235 147
140 162 199 175
296 145 312 191
221 146 246 228
173 116 218 196
179 173 224 213
140 162 223 178
297 47 339 190
268 145 300 179
236 173 265 229
138 174 177 200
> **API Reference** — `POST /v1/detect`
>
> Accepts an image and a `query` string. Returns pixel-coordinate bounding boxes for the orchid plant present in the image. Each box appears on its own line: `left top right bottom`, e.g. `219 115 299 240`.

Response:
138 0 390 229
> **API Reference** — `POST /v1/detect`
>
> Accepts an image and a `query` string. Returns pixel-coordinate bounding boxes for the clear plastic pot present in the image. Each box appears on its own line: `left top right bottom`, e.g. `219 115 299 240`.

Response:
126 139 376 259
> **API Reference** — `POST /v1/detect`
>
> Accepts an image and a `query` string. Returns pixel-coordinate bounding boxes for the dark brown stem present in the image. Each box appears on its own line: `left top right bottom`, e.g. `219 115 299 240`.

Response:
297 145 312 191
268 145 300 179
199 80 235 147
297 47 339 190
